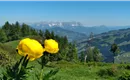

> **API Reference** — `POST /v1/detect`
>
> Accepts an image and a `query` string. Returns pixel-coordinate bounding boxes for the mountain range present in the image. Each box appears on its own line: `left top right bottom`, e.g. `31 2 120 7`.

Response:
28 21 130 42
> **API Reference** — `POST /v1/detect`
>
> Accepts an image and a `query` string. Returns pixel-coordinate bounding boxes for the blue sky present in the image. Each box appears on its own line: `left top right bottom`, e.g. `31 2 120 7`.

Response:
0 1 130 26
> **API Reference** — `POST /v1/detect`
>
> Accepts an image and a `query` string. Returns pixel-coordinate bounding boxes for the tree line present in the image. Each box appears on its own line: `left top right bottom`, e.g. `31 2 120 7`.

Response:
0 21 78 62
0 21 39 42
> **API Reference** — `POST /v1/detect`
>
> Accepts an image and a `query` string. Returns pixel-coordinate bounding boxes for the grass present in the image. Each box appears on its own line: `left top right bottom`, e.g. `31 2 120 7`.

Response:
53 63 99 80
41 61 128 80
1 58 130 80
4 40 20 48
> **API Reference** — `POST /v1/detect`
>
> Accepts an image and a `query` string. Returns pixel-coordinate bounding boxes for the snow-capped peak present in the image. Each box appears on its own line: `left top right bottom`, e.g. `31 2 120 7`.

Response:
29 21 83 29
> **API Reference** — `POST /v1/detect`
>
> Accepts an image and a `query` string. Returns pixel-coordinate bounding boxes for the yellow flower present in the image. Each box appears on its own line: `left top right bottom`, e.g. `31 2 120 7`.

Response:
44 39 59 54
17 38 45 61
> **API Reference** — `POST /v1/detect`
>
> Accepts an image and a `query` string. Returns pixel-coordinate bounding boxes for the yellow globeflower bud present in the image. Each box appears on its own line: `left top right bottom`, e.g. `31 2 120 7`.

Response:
44 39 59 54
17 38 45 61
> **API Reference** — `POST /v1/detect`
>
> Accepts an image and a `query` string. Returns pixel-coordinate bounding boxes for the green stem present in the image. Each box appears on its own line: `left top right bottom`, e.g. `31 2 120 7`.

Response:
39 52 49 80
40 69 44 80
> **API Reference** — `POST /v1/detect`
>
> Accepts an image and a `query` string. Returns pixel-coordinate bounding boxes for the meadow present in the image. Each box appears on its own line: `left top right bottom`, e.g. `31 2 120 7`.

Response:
0 40 130 80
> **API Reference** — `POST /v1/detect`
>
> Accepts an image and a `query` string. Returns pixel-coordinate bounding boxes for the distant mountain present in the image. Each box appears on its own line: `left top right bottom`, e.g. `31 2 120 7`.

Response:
77 28 130 63
29 21 82 30
28 21 130 43
29 23 88 42
29 22 130 36
48 27 88 42
29 22 88 41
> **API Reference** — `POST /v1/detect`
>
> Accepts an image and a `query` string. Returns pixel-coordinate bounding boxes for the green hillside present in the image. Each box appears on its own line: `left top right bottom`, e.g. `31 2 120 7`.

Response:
0 42 19 66
49 27 88 42
115 52 130 63
78 28 130 63
4 40 20 48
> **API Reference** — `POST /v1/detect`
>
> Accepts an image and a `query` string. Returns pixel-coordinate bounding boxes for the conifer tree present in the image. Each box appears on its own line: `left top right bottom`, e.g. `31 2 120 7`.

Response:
110 43 120 63
0 29 8 42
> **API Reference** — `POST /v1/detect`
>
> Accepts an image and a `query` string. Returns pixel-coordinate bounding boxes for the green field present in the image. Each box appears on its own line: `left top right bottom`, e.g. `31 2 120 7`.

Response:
1 60 130 80
4 40 20 48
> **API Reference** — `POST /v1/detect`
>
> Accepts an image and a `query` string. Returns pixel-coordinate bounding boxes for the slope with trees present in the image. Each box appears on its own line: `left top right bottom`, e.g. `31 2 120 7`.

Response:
78 27 130 63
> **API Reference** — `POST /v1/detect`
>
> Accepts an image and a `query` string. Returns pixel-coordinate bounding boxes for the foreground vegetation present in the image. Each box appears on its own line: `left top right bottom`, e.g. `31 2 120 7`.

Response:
46 61 130 80
1 60 130 80
0 37 130 80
